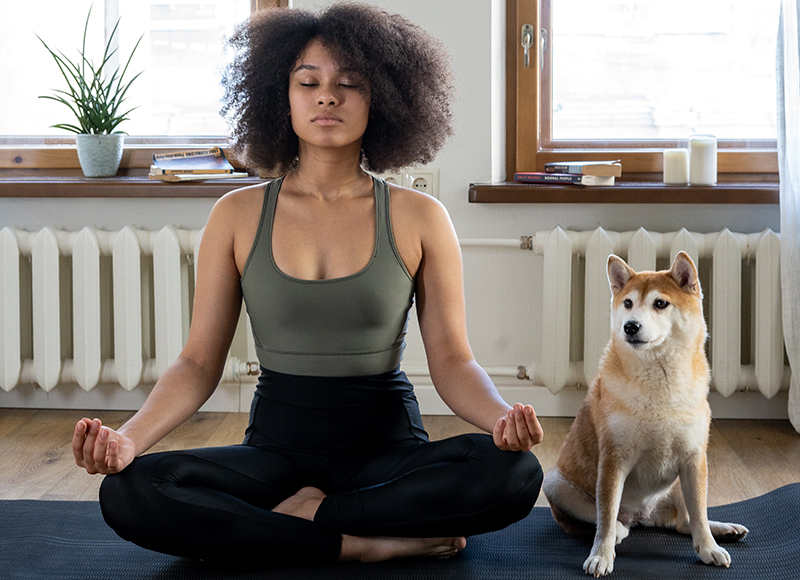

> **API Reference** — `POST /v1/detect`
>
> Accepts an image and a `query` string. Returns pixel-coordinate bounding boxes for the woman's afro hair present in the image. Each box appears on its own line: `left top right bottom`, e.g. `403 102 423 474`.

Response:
221 2 454 174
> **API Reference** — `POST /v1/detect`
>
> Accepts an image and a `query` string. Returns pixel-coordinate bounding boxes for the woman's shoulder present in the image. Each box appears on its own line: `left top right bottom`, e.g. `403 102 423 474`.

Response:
215 181 268 212
198 181 267 242
388 182 454 239
206 181 267 226
388 182 448 219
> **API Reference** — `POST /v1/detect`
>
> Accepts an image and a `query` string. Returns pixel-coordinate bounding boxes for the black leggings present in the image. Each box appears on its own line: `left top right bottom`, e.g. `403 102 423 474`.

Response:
99 368 543 567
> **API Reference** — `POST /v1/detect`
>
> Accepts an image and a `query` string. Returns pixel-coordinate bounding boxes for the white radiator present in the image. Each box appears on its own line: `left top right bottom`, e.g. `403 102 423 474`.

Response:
0 225 790 411
527 227 789 398
0 226 253 394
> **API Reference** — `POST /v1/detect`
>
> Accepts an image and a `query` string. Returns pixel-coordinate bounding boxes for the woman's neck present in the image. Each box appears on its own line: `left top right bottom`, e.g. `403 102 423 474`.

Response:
290 146 370 200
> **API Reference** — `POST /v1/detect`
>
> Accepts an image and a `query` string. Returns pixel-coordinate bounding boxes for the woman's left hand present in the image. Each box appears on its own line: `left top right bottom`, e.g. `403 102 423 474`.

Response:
492 403 543 452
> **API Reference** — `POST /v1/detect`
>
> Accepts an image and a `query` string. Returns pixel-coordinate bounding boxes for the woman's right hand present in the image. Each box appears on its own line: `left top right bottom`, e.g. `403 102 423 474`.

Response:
73 418 136 475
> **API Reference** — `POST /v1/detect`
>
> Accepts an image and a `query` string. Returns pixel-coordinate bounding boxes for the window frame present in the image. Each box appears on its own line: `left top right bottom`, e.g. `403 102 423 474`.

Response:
506 0 779 177
0 0 285 171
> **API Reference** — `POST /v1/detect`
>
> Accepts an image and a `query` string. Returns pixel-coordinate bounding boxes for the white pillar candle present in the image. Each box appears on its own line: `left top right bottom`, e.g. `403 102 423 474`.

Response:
663 148 689 184
689 134 717 185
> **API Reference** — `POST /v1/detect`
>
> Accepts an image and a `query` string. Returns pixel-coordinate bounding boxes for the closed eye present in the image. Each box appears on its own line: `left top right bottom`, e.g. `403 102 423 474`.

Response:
653 299 670 310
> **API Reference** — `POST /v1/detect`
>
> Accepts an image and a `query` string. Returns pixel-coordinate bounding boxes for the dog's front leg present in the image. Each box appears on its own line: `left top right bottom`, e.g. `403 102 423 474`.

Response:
584 453 627 576
679 453 731 568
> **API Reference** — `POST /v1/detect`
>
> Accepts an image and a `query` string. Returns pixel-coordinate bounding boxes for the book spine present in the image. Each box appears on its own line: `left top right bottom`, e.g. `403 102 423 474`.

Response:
514 172 581 184
161 168 233 175
152 146 223 161
544 164 582 174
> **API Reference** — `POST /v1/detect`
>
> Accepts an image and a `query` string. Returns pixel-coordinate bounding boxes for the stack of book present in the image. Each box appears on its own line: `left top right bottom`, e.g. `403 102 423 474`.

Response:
149 147 249 182
514 160 622 186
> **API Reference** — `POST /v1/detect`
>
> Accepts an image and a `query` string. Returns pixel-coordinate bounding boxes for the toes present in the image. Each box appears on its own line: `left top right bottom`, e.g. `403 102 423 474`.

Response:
698 545 731 567
710 521 749 542
583 555 614 576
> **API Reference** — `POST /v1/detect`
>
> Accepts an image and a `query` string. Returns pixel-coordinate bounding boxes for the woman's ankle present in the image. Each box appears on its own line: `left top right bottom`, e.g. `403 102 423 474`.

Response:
339 534 466 562
272 487 326 522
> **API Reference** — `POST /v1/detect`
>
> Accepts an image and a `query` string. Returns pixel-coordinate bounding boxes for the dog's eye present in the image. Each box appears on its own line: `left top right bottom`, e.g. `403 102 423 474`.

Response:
623 299 633 309
653 299 670 310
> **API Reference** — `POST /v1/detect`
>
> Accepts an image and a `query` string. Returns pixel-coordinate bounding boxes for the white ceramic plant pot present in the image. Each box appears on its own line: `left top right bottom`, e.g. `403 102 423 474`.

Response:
76 133 124 177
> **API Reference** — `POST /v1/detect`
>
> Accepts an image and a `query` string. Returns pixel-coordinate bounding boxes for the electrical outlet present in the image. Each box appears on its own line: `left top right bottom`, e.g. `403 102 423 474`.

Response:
371 171 403 187
376 171 403 186
404 167 439 198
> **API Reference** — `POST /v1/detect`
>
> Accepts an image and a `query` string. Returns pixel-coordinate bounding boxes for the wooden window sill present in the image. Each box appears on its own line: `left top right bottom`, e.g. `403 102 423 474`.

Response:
469 174 780 204
0 170 265 198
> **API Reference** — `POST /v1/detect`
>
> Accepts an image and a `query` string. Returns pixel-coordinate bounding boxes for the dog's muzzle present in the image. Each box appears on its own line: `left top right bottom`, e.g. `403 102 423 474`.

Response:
624 321 641 336
624 321 648 347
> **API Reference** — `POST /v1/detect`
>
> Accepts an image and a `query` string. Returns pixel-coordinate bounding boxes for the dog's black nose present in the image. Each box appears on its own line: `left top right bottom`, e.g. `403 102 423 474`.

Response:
624 321 641 336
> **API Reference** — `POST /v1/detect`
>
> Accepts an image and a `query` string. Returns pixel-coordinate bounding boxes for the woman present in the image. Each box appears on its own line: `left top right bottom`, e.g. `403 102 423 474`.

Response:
73 3 544 567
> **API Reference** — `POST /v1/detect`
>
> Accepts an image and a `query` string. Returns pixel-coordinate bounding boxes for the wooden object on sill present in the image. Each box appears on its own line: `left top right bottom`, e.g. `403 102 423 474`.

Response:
0 172 264 198
469 174 780 204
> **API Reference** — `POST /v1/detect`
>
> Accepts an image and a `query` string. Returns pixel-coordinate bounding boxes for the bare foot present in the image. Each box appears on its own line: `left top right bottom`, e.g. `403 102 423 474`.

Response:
274 488 467 562
272 487 326 521
340 535 467 562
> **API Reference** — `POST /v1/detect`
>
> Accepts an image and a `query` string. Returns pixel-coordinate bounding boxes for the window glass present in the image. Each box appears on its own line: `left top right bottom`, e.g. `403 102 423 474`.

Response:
549 0 780 142
1 0 250 137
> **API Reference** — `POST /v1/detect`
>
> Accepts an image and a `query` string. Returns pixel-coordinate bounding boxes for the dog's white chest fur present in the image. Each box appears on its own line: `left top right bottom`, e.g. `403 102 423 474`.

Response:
606 402 708 519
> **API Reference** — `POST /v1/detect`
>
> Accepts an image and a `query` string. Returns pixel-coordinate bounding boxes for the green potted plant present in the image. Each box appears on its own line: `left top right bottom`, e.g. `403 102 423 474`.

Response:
37 8 143 177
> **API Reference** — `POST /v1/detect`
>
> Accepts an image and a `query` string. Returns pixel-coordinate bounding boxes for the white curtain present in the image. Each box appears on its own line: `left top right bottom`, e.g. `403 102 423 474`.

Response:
778 0 800 432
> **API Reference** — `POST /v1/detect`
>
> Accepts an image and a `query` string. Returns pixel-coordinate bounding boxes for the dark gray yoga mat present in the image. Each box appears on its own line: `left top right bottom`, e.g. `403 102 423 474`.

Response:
1 483 797 579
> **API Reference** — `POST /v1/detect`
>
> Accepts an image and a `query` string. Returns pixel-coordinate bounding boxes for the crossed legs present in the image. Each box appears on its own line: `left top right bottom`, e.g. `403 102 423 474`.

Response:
100 434 542 567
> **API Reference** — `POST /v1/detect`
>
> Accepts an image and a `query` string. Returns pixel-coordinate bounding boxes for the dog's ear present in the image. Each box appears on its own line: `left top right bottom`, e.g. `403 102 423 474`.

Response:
670 251 700 295
607 255 634 295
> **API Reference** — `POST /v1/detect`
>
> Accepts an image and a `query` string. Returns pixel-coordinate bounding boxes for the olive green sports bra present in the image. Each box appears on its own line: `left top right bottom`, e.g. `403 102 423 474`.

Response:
240 176 415 377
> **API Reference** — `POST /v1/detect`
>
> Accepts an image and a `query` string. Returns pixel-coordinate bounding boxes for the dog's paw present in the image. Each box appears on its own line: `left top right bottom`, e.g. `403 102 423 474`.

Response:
614 521 630 545
697 544 731 568
583 551 615 576
709 521 749 542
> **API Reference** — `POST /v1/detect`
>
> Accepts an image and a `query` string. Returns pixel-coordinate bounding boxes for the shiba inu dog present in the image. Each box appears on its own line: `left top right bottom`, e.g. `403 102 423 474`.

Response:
542 252 748 577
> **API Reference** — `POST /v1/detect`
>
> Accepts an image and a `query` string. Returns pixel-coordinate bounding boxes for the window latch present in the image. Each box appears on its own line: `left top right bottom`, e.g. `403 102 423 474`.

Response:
540 28 548 71
521 24 534 68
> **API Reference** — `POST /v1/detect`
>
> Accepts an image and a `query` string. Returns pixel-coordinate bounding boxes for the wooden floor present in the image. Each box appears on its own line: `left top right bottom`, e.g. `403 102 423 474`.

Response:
1 409 799 508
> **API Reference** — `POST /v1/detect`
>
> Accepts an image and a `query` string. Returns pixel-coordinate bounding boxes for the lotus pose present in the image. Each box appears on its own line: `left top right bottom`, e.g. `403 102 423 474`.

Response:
72 3 544 567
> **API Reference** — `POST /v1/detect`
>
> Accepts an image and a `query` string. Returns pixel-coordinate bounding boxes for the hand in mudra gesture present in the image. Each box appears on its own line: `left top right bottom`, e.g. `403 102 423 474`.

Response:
492 403 543 452
73 418 136 475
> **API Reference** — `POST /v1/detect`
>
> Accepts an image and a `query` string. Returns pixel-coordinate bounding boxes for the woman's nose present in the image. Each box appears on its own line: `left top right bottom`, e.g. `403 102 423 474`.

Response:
317 87 339 106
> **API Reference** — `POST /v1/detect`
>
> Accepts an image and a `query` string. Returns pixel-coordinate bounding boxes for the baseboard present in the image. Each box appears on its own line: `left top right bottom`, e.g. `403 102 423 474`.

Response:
413 381 791 420
0 378 790 420
0 382 248 413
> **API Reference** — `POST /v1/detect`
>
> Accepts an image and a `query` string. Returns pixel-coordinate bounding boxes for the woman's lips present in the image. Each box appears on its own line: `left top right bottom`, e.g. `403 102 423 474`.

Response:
312 114 342 126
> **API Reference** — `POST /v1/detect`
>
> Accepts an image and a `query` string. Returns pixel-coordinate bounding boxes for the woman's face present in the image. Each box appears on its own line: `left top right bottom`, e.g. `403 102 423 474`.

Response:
288 38 371 153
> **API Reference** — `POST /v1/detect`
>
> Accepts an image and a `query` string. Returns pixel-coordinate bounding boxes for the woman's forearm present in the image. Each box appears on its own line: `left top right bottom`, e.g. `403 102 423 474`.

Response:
430 359 511 433
116 356 221 456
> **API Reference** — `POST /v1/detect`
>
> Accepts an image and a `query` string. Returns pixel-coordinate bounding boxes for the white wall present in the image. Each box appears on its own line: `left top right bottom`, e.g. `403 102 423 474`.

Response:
1 0 785 418
294 0 785 419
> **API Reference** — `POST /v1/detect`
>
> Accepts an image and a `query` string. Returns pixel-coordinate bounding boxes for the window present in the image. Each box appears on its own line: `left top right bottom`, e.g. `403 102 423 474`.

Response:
507 0 780 175
1 0 283 169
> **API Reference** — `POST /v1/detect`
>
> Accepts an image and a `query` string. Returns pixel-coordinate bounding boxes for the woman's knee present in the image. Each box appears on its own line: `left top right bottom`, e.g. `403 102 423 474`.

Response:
464 433 543 499
99 454 171 541
99 468 142 540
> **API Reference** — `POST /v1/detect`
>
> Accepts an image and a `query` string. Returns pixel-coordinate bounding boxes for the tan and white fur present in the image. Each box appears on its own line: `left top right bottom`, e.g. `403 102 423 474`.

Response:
542 252 748 576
